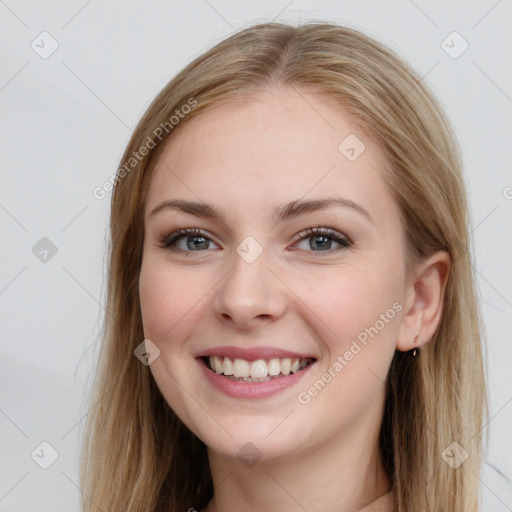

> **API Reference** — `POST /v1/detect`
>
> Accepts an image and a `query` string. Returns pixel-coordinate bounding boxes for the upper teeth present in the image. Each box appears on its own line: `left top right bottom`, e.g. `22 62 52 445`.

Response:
209 356 310 378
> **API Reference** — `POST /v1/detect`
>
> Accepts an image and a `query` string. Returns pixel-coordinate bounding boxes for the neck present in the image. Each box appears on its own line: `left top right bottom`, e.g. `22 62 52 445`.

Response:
204 399 391 512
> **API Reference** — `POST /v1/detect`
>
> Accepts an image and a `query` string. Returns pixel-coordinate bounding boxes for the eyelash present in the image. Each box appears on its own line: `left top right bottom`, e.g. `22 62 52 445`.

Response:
158 226 352 255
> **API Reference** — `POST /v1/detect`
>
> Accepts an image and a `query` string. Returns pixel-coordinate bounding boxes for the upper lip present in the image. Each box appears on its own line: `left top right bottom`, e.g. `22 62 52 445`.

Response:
194 345 316 361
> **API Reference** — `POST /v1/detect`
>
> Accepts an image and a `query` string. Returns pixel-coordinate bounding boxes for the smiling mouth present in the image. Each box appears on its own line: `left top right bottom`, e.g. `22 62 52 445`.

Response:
202 355 316 383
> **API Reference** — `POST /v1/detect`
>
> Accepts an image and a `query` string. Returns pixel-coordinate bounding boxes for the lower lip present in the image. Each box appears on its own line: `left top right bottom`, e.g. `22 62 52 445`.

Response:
197 358 315 399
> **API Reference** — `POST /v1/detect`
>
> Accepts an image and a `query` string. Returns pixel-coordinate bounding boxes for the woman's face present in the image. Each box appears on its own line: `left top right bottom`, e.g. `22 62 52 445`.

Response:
139 87 409 462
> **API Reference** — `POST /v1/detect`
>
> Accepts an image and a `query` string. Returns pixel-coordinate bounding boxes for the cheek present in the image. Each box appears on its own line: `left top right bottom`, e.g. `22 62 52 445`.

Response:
293 269 402 420
138 258 207 342
294 264 403 356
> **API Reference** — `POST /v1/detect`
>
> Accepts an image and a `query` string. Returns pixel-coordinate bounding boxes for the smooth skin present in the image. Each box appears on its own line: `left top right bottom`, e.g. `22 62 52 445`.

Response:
139 86 450 512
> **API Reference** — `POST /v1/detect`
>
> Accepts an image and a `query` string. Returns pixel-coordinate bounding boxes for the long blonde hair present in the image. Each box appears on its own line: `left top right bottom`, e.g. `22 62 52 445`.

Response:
80 22 487 511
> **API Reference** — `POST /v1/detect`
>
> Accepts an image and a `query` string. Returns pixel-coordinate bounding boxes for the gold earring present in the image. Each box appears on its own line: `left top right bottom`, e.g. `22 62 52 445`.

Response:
412 332 419 356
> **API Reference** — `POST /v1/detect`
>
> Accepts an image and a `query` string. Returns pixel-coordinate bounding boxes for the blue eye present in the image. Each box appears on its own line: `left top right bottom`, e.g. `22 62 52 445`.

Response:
293 227 351 253
160 228 220 252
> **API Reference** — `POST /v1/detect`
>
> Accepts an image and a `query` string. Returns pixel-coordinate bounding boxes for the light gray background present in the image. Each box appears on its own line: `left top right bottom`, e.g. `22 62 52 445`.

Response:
1 1 511 510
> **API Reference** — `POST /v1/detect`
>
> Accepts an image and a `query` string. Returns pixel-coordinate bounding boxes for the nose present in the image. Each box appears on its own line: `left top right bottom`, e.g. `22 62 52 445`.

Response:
213 249 288 331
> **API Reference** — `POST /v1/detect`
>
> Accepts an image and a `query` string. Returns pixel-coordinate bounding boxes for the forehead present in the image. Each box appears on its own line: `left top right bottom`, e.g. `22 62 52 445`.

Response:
145 87 397 224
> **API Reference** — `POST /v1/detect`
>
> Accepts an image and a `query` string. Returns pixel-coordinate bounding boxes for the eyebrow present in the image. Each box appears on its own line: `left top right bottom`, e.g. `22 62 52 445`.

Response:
148 197 374 225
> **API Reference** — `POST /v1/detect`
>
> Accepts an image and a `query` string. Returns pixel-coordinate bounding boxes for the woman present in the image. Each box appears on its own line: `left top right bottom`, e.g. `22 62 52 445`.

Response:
80 22 487 511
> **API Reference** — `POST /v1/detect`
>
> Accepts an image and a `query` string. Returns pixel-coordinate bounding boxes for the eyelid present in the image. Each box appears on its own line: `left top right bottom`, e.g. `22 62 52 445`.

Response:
293 226 351 243
291 226 352 246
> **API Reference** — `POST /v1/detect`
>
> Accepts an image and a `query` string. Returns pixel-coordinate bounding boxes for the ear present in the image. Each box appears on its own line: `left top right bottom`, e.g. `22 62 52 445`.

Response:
397 250 451 352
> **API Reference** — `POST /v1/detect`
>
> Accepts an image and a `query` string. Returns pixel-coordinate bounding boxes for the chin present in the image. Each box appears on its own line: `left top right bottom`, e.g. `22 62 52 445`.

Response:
190 412 315 466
